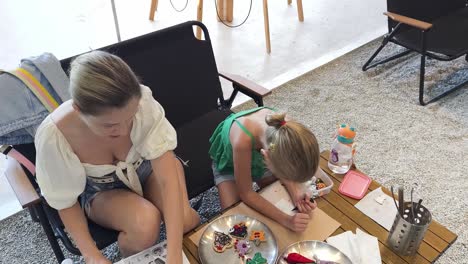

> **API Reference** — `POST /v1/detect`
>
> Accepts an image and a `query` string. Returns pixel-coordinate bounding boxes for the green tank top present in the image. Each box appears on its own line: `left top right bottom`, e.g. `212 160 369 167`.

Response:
209 106 274 181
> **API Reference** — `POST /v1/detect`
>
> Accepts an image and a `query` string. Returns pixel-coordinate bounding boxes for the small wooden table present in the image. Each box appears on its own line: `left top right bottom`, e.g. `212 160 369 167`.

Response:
183 151 457 263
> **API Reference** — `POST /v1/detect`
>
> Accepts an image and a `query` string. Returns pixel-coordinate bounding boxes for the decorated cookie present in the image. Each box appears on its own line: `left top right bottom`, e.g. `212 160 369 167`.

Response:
234 239 252 258
246 252 267 264
213 231 234 253
229 222 248 239
249 230 266 246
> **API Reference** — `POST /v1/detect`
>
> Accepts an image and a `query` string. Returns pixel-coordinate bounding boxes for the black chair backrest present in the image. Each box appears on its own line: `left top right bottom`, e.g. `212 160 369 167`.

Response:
13 22 224 199
60 21 224 129
387 0 467 29
58 21 225 198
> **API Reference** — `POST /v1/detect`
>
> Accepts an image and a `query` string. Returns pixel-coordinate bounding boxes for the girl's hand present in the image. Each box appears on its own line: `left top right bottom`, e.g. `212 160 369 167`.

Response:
287 212 310 232
295 193 317 214
284 180 306 203
288 182 316 214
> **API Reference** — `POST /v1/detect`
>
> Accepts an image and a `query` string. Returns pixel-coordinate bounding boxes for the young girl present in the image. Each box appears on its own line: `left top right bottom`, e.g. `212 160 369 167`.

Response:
35 51 199 264
209 107 322 232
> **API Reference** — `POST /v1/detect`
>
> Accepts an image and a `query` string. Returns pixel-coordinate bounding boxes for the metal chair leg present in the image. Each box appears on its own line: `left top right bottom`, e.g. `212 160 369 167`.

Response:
110 0 121 42
418 58 468 105
363 48 412 71
418 30 428 105
419 53 427 105
418 32 467 105
362 24 410 71
28 206 40 223
35 203 65 263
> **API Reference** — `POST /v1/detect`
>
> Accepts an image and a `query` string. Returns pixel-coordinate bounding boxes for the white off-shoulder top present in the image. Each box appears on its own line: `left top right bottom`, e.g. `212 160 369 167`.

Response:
34 85 177 210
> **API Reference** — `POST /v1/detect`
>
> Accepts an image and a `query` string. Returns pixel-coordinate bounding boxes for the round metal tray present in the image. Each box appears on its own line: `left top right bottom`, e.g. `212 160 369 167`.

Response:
276 240 352 264
198 214 278 264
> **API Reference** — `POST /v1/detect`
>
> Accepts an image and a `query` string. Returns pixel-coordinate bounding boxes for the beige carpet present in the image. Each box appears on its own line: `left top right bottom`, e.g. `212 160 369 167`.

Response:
236 39 468 263
0 39 466 263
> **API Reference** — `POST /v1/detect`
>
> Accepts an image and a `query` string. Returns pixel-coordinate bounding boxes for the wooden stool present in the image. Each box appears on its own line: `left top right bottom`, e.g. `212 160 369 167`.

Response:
217 0 304 53
149 0 204 39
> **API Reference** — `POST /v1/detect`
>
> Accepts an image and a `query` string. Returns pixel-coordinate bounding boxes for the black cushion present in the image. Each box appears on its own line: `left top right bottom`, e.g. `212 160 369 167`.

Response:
176 109 232 199
387 0 467 28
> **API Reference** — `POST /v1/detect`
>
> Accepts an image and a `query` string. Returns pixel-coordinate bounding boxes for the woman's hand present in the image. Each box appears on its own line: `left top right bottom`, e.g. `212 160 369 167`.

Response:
287 212 310 232
166 252 183 264
84 253 111 264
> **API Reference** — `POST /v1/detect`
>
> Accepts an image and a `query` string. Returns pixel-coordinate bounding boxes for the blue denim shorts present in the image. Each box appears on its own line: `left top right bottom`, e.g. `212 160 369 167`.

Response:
80 159 153 215
212 162 273 185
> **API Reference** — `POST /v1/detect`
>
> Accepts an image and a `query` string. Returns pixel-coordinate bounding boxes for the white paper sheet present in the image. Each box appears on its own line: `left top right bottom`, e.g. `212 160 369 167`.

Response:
355 229 381 264
274 198 295 216
326 228 381 264
327 231 360 263
115 240 190 264
354 187 398 230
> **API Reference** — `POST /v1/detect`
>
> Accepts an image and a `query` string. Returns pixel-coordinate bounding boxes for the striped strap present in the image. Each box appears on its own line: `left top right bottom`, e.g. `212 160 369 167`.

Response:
0 67 60 174
1 68 59 112
0 145 36 175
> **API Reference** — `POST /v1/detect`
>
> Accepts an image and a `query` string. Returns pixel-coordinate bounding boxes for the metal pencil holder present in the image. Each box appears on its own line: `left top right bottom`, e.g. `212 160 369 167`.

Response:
387 201 432 256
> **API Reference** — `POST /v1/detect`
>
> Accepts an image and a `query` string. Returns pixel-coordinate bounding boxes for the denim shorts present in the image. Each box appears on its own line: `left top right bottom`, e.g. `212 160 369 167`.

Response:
212 162 273 185
80 159 153 215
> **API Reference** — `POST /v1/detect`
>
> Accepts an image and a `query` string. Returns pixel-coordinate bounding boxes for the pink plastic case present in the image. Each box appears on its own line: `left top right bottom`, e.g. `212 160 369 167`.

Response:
338 170 371 199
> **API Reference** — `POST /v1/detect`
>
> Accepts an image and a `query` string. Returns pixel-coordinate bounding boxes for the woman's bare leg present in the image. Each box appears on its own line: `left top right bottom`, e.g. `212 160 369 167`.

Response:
87 189 161 257
144 158 200 233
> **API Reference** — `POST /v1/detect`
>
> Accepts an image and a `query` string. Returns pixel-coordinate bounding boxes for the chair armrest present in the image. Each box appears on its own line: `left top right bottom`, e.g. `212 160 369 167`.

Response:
219 71 272 98
4 157 41 208
219 72 272 108
384 12 433 30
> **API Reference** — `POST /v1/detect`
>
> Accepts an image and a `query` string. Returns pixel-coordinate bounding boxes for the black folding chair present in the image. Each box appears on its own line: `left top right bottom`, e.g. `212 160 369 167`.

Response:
362 0 468 105
3 21 270 263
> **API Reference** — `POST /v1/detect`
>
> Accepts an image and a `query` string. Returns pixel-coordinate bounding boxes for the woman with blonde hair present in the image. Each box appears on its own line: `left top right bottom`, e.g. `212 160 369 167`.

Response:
35 51 199 263
209 107 322 232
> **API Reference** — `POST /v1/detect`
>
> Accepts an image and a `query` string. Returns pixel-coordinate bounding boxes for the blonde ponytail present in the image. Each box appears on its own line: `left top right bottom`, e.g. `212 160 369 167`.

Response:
265 113 287 129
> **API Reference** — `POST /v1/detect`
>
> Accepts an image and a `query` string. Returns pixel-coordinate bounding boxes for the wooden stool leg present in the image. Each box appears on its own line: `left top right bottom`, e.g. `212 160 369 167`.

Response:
196 0 204 39
149 0 158 21
296 0 304 21
263 0 271 53
216 0 225 21
226 0 233 22
288 0 292 5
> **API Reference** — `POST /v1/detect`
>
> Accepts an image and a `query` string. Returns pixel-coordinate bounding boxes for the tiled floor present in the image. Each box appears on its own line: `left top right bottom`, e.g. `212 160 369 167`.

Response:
0 0 387 219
